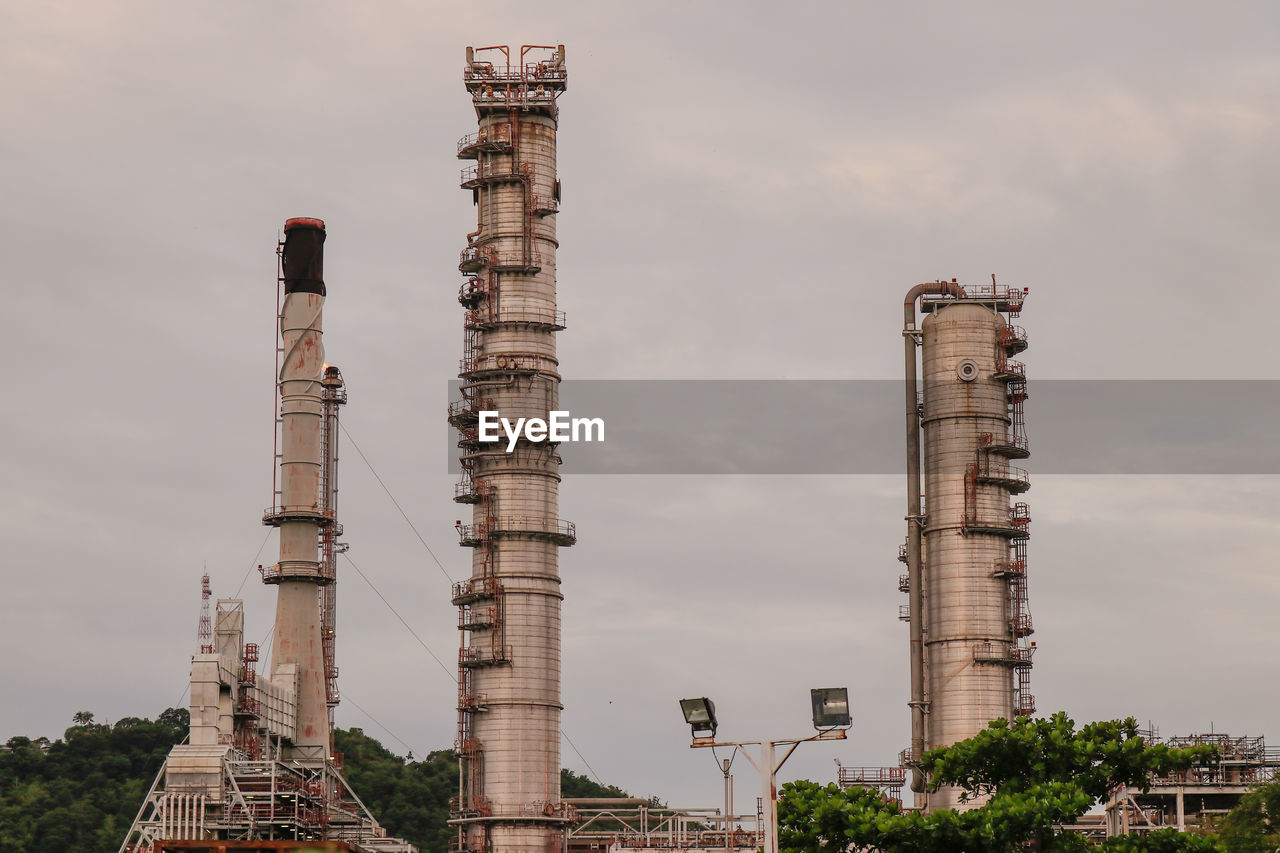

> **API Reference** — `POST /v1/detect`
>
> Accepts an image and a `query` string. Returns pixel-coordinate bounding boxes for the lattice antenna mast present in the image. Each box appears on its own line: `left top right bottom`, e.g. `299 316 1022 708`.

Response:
198 572 213 654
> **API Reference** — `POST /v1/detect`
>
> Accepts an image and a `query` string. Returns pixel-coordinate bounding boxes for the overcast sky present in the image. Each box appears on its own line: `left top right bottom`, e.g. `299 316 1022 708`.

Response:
2 1 1278 810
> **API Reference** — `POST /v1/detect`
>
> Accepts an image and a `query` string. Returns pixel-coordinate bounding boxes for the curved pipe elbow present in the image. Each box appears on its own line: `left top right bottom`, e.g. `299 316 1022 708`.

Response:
904 281 966 325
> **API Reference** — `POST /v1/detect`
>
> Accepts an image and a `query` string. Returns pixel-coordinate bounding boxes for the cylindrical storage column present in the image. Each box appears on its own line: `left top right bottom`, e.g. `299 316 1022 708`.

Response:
264 217 332 756
920 301 1024 811
452 46 571 853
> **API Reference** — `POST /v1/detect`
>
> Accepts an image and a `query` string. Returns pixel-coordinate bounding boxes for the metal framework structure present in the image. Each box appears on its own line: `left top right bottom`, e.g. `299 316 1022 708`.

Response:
1104 729 1280 836
837 766 906 807
450 45 574 853
900 280 1035 811
121 601 413 852
154 844 360 853
120 221 413 853
567 803 761 853
125 749 409 851
199 574 214 654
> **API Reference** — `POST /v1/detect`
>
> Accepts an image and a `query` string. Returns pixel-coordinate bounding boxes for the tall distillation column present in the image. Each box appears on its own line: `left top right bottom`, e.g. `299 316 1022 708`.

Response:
263 216 333 759
902 282 1034 812
450 45 575 853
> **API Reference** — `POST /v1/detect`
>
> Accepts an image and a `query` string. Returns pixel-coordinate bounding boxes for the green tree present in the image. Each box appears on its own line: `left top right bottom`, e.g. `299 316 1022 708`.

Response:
0 709 639 853
778 713 1220 853
335 726 641 850
1217 780 1280 853
0 709 187 852
561 768 631 799
333 728 460 853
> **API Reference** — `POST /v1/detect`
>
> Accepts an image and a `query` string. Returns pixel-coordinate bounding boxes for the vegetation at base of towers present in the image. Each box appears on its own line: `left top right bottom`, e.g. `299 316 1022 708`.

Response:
335 727 636 851
1215 781 1280 853
12 707 1279 853
0 709 637 853
561 767 632 800
0 709 189 852
333 727 459 853
778 713 1226 853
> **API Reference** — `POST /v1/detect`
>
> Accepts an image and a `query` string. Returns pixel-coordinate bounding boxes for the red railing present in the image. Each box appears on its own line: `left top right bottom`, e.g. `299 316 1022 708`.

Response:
459 244 495 270
452 576 501 603
448 397 495 422
457 124 512 155
1000 324 1028 350
465 62 567 84
449 794 493 816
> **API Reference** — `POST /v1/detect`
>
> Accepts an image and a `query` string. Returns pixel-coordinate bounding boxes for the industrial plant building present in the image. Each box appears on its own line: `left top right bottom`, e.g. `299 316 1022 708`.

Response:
120 220 413 853
1105 730 1280 836
116 41 1271 853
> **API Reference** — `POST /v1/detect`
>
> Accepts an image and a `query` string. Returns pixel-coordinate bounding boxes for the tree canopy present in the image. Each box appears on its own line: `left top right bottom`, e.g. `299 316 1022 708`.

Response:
0 709 635 853
778 713 1222 853
1216 781 1280 853
0 708 189 851
8 707 1275 853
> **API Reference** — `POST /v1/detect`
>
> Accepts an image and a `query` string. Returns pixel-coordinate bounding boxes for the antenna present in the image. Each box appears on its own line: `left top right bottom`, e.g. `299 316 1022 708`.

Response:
198 572 213 654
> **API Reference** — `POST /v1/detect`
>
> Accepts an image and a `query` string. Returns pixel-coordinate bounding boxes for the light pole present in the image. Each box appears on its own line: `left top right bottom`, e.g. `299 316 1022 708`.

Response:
679 689 852 853
721 757 733 853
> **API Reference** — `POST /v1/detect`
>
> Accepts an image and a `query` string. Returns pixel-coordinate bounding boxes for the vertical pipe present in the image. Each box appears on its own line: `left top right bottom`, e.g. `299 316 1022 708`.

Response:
902 282 965 797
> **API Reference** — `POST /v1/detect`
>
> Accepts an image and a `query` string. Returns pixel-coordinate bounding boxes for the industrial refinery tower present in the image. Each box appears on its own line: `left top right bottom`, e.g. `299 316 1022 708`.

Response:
449 45 575 853
266 217 340 762
901 281 1034 812
120 220 413 853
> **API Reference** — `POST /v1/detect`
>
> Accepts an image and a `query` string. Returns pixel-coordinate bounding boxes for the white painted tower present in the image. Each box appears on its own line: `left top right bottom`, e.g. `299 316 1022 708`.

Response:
263 217 333 758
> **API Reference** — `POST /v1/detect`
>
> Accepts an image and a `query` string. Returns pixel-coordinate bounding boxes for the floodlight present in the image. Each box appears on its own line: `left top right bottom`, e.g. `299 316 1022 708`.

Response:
679 697 717 738
810 687 851 729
